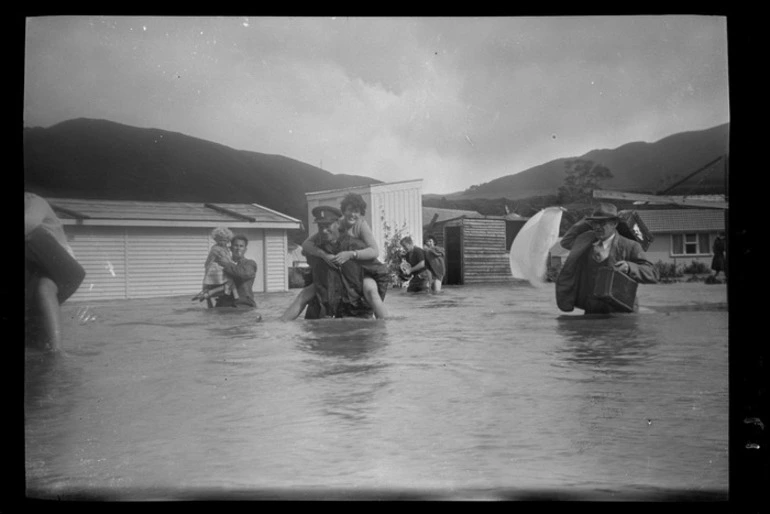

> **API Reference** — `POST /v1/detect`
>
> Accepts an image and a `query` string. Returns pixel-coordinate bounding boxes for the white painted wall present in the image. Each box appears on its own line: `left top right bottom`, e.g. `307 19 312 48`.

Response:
644 231 718 268
64 225 286 301
305 180 423 260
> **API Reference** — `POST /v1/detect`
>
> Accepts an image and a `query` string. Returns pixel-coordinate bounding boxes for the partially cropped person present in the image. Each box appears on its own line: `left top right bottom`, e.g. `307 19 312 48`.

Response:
556 203 658 314
424 234 446 293
710 232 727 280
399 236 432 293
25 192 86 352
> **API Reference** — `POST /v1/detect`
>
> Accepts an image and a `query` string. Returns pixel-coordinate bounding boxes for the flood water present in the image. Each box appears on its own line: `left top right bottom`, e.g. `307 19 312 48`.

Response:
24 282 728 500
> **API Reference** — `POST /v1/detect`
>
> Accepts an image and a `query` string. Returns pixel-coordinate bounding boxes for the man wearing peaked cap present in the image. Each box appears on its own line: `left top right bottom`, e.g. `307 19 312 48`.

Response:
312 205 343 225
280 204 389 320
556 202 658 314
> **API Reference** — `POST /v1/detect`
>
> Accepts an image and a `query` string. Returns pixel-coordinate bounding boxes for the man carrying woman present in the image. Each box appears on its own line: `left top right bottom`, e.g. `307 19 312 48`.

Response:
280 193 389 320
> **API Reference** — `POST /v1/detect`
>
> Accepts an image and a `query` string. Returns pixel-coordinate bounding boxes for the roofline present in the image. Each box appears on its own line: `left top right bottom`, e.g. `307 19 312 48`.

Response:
249 203 302 223
644 228 724 234
427 214 519 226
425 214 471 225
305 179 423 197
60 219 301 229
44 197 301 227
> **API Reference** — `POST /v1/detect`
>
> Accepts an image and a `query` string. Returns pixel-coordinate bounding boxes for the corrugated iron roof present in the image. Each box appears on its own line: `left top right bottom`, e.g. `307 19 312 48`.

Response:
46 198 301 226
423 207 484 225
635 209 725 233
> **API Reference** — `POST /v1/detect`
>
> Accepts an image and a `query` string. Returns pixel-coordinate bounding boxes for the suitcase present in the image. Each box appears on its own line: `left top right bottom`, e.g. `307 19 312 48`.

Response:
617 210 654 251
594 267 638 313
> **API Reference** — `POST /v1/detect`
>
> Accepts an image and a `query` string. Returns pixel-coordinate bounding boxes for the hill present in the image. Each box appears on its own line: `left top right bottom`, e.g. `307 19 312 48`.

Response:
23 118 381 230
429 123 728 202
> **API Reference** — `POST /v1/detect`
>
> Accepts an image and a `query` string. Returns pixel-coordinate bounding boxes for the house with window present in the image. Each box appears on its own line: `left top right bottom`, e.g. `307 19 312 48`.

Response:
548 207 726 272
634 208 726 267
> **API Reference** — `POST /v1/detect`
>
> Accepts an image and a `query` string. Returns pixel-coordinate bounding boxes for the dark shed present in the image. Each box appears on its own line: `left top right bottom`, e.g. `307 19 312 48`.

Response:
425 214 528 285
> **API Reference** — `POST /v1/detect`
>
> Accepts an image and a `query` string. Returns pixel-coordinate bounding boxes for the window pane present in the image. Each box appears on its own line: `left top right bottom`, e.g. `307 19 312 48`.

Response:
685 242 697 255
672 234 683 255
685 233 697 243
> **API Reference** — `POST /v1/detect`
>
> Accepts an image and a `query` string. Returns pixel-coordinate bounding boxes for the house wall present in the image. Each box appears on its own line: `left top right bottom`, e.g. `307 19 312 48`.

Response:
644 231 719 268
306 180 423 261
549 230 721 271
65 225 283 301
263 229 287 292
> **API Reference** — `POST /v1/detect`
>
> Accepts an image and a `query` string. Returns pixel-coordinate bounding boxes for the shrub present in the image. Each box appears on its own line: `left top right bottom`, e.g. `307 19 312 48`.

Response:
682 260 710 275
380 210 410 288
654 260 683 282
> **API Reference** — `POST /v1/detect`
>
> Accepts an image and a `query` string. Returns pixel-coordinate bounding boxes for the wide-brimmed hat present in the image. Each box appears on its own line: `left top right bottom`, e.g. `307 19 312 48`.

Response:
312 205 343 225
586 203 619 221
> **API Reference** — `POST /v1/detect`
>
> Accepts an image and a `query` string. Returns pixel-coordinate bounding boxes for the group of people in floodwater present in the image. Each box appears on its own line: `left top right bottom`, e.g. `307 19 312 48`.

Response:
27 188 690 353
189 192 450 322
276 193 446 321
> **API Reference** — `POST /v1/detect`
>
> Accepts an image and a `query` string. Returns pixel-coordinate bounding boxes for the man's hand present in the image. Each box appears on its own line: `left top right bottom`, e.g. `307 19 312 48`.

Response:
321 252 339 269
330 251 354 265
614 261 631 274
214 253 233 266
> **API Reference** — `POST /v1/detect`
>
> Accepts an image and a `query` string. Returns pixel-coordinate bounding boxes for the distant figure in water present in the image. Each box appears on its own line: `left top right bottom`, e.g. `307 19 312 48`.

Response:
711 232 726 280
424 235 446 293
25 192 86 352
556 203 658 314
192 226 238 308
209 234 259 315
399 236 432 293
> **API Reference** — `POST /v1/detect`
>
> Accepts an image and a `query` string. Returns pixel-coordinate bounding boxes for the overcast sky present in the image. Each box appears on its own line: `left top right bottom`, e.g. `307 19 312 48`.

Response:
23 16 729 195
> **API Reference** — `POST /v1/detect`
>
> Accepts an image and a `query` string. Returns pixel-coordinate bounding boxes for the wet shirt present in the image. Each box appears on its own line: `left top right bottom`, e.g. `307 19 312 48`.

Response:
405 247 427 276
216 258 257 308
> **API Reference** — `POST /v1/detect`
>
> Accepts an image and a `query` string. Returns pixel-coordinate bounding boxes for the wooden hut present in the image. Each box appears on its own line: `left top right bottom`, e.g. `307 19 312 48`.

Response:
425 212 528 285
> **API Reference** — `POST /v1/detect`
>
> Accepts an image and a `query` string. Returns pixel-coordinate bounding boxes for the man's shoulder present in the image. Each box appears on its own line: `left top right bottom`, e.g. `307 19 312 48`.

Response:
614 233 643 252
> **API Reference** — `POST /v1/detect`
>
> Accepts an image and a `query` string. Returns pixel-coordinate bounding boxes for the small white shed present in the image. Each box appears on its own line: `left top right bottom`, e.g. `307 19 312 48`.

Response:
46 198 301 302
305 180 424 260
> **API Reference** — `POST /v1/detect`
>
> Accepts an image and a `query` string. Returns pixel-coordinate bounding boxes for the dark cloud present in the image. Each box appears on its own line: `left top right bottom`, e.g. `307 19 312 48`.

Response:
24 16 728 195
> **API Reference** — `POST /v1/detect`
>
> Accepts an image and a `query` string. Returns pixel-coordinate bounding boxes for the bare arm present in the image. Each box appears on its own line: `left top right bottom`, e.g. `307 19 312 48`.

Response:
331 219 379 264
354 220 379 260
301 233 334 260
221 259 257 281
410 259 426 273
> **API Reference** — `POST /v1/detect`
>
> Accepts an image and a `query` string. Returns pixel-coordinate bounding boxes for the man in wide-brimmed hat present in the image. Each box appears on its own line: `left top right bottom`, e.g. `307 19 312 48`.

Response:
556 202 658 314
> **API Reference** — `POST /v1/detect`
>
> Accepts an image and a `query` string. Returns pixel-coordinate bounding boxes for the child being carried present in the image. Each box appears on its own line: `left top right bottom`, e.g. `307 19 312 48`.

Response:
192 227 238 307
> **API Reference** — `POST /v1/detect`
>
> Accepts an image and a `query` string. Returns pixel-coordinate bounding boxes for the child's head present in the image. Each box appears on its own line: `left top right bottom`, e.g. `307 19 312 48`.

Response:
211 227 234 246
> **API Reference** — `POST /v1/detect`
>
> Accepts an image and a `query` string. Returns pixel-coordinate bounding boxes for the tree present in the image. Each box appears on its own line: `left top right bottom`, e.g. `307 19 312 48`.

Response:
557 159 613 204
380 209 410 288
